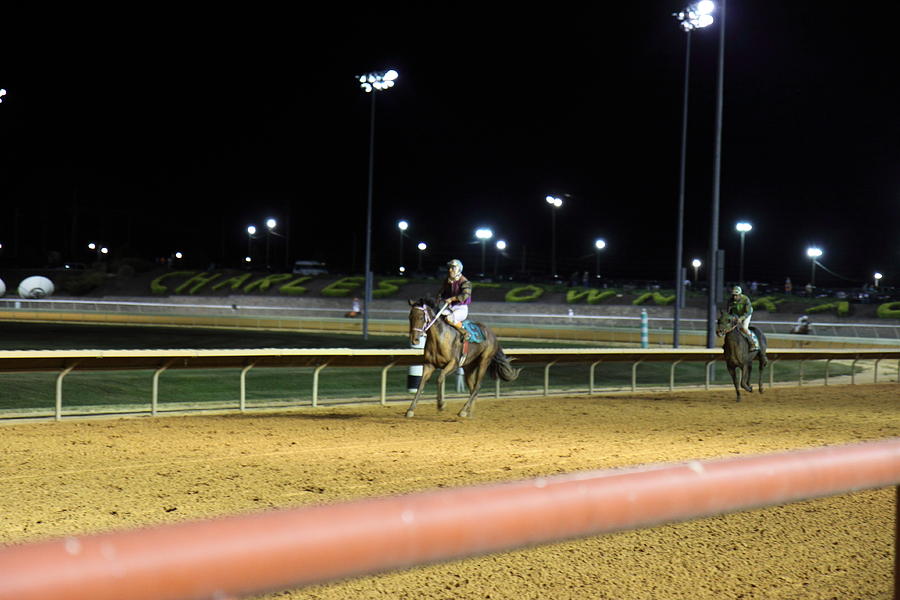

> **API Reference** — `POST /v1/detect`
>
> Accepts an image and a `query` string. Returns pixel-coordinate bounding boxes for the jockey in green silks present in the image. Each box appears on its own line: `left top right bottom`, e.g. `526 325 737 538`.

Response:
726 285 759 351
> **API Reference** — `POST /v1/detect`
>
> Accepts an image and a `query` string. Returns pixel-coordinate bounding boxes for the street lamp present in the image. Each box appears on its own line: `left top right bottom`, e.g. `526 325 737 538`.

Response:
246 226 257 263
874 272 883 289
806 247 823 287
594 239 607 281
265 218 277 271
692 258 702 283
358 68 399 340
735 221 752 285
545 195 563 279
398 220 408 274
673 1 715 349
475 228 493 277
494 240 507 276
417 242 427 273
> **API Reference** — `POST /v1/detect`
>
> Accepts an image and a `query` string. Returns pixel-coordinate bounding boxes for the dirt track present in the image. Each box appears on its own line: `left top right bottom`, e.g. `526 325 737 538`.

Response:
1 384 898 599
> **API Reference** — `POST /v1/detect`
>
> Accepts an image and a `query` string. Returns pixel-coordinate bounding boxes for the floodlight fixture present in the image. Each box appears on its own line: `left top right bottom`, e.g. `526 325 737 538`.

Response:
545 195 563 208
674 1 715 31
266 218 277 230
398 220 408 231
496 240 507 251
692 258 702 268
100 247 109 255
174 252 183 259
735 222 752 233
247 225 257 236
244 256 252 263
475 228 493 240
594 239 607 250
417 242 427 251
358 69 399 93
88 242 97 250
806 247 823 259
0 89 6 103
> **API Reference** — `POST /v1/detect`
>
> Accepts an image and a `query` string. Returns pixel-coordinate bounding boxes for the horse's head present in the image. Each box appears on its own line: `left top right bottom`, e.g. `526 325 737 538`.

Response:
715 312 740 337
408 298 435 345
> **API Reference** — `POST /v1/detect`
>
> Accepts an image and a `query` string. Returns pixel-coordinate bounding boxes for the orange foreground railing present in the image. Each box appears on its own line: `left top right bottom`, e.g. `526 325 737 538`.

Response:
2 438 899 600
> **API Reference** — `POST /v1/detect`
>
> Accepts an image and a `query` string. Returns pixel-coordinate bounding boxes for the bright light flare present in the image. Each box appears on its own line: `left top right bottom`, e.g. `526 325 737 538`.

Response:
735 222 752 233
247 225 257 236
496 240 507 250
266 218 277 230
545 195 563 208
417 242 427 251
358 70 398 93
475 228 493 240
0 89 6 103
398 220 409 231
806 247 823 259
595 239 607 250
692 258 702 268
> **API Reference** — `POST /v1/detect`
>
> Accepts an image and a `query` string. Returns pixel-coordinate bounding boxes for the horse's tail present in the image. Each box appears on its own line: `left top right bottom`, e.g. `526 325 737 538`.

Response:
489 347 521 382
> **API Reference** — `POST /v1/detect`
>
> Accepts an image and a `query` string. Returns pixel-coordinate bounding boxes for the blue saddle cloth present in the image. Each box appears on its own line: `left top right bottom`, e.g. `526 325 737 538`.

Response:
461 320 485 344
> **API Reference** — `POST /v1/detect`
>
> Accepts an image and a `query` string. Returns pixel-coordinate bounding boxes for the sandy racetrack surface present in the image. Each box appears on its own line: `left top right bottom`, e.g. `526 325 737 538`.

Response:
1 384 898 599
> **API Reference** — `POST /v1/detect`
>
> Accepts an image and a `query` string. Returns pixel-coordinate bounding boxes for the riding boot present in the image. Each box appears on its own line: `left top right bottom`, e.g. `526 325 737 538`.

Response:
746 331 759 351
450 320 471 342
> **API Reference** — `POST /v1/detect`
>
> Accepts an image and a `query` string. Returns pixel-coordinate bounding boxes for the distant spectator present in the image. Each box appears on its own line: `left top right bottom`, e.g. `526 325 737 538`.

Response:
784 277 793 295
345 297 361 318
805 282 814 295
750 281 758 294
791 315 812 335
582 271 589 288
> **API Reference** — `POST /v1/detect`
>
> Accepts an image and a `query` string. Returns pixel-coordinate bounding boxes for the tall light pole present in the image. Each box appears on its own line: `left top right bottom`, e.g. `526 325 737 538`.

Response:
692 258 702 283
417 242 427 274
735 221 752 286
475 228 493 278
246 226 256 264
265 218 277 271
672 1 714 348
874 272 883 289
545 195 563 279
594 239 606 281
494 240 507 277
358 68 398 339
806 247 822 288
398 220 408 275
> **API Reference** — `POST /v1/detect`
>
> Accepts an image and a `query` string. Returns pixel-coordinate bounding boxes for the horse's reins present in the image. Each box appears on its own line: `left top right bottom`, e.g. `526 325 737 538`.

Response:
413 302 448 337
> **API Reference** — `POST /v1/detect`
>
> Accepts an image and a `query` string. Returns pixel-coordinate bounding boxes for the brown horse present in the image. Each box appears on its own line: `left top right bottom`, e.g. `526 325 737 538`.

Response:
406 297 520 418
715 311 768 402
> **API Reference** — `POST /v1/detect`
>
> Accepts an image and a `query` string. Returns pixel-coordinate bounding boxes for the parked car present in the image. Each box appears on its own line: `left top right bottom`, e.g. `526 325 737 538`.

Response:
292 260 328 275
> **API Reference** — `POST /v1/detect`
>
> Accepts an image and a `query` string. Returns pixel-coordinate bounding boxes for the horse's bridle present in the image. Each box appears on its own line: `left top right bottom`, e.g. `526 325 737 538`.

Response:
411 303 442 338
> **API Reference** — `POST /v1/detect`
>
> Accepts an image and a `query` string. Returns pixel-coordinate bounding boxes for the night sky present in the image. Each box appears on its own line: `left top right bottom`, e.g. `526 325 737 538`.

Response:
1 3 898 288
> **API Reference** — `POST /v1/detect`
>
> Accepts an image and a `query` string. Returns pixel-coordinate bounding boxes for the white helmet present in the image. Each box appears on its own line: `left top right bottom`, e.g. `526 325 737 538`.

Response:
731 285 742 295
447 259 463 272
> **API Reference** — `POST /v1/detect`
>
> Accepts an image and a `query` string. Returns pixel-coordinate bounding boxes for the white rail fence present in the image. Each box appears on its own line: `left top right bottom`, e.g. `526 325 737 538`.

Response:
2 348 899 422
2 297 899 340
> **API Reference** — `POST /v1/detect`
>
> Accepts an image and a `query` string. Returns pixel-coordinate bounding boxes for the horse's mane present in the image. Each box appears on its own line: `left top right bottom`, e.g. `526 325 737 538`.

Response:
413 296 440 311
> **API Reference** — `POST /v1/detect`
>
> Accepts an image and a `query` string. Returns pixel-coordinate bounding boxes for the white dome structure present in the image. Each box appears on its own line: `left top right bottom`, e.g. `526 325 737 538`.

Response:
18 276 55 299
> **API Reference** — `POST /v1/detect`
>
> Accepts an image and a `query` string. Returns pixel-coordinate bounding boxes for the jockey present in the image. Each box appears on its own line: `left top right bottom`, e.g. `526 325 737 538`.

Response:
437 259 473 341
726 285 758 350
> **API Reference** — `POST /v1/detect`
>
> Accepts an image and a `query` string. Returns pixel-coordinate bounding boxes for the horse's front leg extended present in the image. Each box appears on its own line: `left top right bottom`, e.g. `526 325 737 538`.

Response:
727 365 741 402
435 360 458 412
406 364 436 418
757 355 767 394
741 363 753 393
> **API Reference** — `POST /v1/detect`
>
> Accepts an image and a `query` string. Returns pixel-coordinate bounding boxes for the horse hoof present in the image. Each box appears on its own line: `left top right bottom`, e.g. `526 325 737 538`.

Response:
405 410 415 418
458 410 469 418
437 403 445 412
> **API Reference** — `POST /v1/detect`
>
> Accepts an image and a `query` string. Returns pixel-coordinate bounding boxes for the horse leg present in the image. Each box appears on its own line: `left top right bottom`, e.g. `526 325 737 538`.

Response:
405 363 436 418
741 363 753 393
727 364 741 402
458 355 492 418
435 360 459 413
757 354 767 394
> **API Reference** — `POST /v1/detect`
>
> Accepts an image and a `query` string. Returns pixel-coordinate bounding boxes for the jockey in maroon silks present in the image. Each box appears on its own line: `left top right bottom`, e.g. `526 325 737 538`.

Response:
437 259 473 341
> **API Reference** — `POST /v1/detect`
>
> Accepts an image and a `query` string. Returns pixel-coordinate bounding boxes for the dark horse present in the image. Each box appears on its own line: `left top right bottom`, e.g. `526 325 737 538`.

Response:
406 297 521 418
715 312 769 402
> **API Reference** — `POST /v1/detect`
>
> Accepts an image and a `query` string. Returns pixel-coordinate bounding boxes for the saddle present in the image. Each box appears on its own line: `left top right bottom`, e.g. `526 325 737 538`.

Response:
455 321 484 366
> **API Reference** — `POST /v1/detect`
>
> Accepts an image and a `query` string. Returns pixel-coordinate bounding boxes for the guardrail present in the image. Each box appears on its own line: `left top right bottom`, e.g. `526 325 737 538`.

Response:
2 348 899 421
2 297 899 340
1 437 897 600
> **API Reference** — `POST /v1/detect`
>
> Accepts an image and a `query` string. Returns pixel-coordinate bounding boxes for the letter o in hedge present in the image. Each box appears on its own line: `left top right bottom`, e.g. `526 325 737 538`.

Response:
505 285 544 302
876 301 900 319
